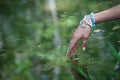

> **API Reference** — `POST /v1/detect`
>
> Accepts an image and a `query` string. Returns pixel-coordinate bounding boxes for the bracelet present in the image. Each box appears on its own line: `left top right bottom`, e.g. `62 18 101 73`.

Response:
80 13 95 29
90 13 95 28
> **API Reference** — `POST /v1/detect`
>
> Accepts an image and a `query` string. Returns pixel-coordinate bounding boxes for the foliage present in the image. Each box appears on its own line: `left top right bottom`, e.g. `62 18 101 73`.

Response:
0 0 120 80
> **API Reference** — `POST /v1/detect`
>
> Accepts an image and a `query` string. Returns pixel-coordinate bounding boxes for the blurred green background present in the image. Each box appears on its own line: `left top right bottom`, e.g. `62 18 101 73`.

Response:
0 0 120 80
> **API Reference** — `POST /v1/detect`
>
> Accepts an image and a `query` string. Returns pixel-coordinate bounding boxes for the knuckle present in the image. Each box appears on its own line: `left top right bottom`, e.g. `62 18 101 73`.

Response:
83 35 89 39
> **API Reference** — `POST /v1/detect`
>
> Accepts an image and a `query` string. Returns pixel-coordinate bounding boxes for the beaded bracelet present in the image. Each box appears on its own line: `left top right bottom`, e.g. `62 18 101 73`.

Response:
90 13 95 28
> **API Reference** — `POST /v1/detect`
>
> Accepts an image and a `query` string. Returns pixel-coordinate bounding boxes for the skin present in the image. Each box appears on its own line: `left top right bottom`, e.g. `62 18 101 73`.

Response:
67 4 120 57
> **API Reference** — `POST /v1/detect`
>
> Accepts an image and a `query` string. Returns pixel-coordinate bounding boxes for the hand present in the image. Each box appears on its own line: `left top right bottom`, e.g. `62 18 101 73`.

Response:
67 25 91 57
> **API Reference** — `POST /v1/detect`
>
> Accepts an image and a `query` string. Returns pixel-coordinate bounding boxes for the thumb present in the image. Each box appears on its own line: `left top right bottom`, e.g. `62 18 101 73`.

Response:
82 39 87 51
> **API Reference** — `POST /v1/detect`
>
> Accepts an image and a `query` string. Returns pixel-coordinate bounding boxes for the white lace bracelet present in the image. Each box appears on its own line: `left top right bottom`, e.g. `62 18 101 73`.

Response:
80 13 95 29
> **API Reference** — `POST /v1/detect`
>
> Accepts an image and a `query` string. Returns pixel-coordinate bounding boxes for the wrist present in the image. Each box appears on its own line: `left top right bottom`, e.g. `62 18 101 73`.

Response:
80 13 96 29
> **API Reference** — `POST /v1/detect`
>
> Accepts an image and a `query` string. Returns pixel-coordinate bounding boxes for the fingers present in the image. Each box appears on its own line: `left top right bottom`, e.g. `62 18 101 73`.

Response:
67 42 78 57
67 36 81 57
67 40 77 57
67 39 87 57
82 39 87 51
73 43 78 53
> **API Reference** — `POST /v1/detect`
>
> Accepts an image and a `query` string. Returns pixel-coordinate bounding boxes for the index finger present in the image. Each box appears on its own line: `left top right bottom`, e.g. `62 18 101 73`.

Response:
67 36 81 56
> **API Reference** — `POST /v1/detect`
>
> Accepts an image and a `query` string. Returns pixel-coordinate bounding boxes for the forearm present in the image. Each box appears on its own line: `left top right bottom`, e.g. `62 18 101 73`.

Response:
94 5 120 23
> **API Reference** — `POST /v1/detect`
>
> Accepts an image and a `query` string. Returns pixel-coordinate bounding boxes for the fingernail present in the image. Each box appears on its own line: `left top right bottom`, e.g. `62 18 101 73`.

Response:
82 47 86 51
